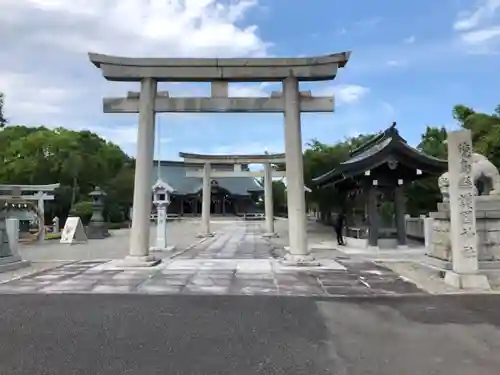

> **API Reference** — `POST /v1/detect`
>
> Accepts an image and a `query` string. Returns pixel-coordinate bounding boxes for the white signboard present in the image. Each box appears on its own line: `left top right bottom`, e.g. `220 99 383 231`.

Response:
60 217 88 244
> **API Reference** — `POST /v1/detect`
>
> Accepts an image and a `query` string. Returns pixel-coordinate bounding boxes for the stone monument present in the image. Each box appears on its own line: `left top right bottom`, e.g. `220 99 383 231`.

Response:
431 151 500 264
150 179 175 252
52 216 60 233
429 130 490 289
86 186 110 239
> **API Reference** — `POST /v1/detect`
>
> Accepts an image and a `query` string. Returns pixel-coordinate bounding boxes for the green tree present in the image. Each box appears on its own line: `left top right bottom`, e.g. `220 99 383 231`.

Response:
417 126 448 159
69 201 93 224
401 126 449 215
302 134 375 222
452 104 475 124
452 104 500 167
272 179 287 215
0 93 7 128
0 126 133 222
103 163 135 222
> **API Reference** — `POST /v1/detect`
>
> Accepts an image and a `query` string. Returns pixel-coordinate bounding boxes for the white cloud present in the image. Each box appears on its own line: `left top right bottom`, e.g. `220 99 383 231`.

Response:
387 60 406 67
0 71 80 125
461 26 500 44
319 84 370 106
404 35 416 44
1 0 269 57
228 83 277 97
453 0 500 53
454 0 500 31
0 0 271 151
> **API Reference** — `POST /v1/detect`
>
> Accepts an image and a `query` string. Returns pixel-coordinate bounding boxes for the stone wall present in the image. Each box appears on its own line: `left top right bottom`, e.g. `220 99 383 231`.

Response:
476 210 500 261
428 211 451 261
428 196 500 262
405 216 425 241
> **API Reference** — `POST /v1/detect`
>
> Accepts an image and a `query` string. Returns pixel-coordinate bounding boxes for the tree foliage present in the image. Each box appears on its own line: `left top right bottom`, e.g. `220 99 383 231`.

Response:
302 134 375 222
0 125 134 223
0 93 6 128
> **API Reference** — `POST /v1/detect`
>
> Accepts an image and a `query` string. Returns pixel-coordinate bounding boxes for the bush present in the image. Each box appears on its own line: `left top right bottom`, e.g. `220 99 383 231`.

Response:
69 201 93 224
107 221 130 230
103 203 126 223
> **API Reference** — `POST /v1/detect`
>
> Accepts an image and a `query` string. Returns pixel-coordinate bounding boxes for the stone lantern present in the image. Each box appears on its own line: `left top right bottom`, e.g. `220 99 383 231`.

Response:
151 179 175 251
87 186 110 239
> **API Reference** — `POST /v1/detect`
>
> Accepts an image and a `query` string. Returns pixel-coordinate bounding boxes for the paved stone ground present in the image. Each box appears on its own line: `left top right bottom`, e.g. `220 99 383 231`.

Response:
18 219 229 262
1 294 500 375
0 221 423 296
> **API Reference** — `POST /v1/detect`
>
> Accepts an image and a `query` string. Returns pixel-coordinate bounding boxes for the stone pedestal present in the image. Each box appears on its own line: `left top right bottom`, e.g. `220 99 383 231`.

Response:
281 251 321 267
429 196 500 263
150 203 175 252
87 187 110 239
444 271 490 289
0 218 30 272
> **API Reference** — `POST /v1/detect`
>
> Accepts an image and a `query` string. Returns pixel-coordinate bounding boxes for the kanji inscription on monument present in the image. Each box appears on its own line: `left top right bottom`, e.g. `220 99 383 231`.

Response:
447 130 479 272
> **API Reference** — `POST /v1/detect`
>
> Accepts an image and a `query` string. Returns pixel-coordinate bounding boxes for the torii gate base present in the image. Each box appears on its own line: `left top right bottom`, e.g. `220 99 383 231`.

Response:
281 250 321 267
111 256 161 268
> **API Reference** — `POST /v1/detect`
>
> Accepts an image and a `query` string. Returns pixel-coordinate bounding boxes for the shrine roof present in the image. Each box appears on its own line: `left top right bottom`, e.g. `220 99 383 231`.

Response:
152 161 263 195
312 123 447 187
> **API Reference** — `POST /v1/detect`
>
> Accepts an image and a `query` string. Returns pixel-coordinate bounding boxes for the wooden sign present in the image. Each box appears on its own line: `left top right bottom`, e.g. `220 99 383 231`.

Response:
60 217 88 244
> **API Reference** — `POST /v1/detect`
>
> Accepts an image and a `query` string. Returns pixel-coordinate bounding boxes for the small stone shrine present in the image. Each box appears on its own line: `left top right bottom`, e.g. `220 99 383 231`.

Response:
86 186 110 239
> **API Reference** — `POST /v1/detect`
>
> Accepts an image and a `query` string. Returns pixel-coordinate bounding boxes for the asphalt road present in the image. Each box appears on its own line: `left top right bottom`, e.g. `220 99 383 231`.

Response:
1 294 500 374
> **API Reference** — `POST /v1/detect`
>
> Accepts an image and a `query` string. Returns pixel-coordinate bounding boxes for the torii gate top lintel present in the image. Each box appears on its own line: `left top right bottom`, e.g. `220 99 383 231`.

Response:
88 52 351 82
0 184 60 192
179 152 286 164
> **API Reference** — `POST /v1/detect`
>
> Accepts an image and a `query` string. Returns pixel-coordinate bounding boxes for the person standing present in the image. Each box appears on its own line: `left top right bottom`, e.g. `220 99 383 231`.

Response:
334 211 346 246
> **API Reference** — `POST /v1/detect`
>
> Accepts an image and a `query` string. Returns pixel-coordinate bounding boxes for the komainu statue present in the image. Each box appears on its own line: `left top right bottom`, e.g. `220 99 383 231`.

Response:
438 153 500 202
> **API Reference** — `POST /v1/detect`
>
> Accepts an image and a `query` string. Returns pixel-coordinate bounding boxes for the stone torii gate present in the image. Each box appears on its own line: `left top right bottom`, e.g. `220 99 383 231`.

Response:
180 152 286 238
0 184 60 243
89 51 351 266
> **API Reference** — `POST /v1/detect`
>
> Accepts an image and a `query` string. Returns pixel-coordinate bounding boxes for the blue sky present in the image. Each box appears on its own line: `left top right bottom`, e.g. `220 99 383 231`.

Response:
1 0 499 161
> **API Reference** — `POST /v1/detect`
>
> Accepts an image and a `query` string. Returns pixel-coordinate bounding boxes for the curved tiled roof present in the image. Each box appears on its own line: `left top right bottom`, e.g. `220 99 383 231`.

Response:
152 161 263 195
312 123 447 186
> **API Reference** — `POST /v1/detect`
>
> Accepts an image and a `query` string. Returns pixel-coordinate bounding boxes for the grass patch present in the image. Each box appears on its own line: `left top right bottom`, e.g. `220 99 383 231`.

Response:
45 233 61 240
